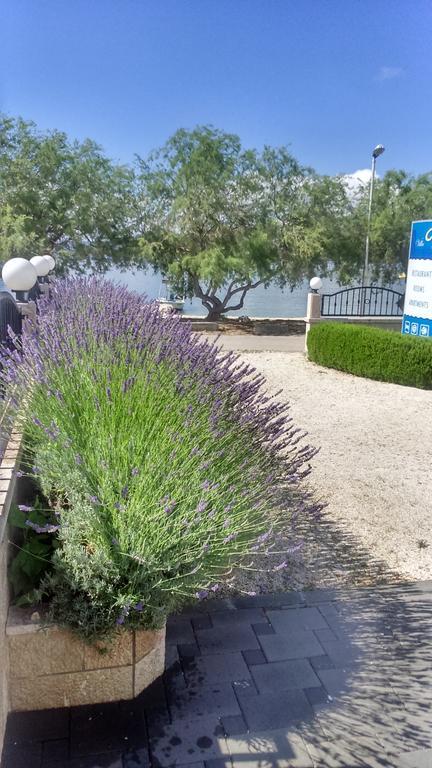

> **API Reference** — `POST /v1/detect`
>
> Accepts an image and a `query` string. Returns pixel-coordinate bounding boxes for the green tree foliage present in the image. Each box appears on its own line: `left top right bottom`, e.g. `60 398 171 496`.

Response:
2 115 431 314
0 115 138 271
136 126 349 319
336 170 432 284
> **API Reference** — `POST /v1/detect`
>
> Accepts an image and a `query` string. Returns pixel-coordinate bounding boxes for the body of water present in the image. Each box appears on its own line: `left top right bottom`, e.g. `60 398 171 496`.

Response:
0 269 404 319
106 268 405 318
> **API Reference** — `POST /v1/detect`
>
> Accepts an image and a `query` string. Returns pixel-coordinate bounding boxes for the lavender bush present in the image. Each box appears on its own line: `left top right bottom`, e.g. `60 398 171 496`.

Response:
3 278 318 639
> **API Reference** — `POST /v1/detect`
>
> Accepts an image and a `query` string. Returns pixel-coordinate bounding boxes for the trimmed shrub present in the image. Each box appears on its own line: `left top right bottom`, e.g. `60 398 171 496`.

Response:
2 278 319 640
307 322 432 388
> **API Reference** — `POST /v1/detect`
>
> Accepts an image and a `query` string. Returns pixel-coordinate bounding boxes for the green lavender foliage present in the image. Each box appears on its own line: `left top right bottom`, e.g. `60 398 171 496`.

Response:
9 498 58 605
3 278 318 639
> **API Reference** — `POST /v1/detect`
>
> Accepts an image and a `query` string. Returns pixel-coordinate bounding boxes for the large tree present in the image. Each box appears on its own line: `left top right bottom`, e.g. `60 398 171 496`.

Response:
3 115 429 310
0 115 138 271
333 170 432 285
136 126 348 320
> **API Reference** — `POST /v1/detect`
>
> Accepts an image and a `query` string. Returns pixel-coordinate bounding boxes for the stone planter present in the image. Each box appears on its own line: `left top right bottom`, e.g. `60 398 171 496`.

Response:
0 428 24 753
7 606 166 711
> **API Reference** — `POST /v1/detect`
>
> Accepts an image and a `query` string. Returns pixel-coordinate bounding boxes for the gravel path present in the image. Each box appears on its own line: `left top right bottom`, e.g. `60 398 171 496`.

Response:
234 352 432 591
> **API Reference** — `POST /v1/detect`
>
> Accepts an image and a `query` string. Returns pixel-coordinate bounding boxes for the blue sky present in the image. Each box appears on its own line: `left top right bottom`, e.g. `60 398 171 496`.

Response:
1 0 431 176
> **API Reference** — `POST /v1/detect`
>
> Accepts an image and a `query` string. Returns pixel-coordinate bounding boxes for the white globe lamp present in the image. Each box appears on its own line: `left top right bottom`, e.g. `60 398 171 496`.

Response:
30 255 51 280
2 258 38 301
42 254 56 272
310 277 323 293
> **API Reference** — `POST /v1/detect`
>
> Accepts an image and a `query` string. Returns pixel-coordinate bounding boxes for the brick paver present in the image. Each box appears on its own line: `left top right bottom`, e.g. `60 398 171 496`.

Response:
3 581 432 767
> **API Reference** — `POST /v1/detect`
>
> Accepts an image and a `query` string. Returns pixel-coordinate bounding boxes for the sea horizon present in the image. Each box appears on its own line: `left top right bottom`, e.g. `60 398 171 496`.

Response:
106 267 405 319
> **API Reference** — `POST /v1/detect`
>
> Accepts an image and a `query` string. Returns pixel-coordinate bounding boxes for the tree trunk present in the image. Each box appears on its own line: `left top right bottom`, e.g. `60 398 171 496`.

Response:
189 273 265 323
205 308 225 322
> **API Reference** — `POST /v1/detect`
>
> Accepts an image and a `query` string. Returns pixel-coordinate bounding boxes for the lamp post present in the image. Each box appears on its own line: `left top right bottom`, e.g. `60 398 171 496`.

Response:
362 144 385 288
309 276 323 294
305 276 323 355
42 254 56 273
30 255 51 283
2 258 38 302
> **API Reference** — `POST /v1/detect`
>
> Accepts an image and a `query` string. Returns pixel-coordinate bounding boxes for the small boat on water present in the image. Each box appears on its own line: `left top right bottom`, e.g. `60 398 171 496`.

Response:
156 278 185 313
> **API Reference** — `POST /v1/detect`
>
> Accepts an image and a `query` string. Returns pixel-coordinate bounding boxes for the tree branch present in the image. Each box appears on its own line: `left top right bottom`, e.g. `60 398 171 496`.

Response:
224 288 249 312
222 278 264 307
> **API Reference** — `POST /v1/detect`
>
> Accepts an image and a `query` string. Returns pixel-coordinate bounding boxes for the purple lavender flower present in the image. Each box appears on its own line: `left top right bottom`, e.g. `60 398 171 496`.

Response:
25 520 60 534
114 502 124 511
15 470 24 478
122 377 135 394
116 615 125 625
0 275 319 614
195 590 208 600
18 504 33 512
131 467 139 477
134 601 144 612
257 531 271 544
211 583 220 592
121 485 129 499
223 533 237 544
274 561 288 571
88 495 100 505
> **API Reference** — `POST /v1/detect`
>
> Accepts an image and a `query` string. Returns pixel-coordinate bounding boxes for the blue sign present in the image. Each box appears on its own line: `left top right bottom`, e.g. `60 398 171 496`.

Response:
402 220 432 337
409 219 432 260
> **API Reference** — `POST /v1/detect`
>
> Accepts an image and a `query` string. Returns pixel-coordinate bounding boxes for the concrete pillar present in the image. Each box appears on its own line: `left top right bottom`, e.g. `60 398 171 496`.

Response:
39 284 50 297
304 291 321 355
16 301 37 323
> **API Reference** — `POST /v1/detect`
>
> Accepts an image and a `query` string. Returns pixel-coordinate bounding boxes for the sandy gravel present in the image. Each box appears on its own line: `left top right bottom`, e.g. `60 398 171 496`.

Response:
237 352 432 590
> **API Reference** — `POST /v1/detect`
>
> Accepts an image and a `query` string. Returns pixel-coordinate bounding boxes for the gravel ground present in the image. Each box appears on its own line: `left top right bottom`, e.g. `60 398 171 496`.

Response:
227 352 432 593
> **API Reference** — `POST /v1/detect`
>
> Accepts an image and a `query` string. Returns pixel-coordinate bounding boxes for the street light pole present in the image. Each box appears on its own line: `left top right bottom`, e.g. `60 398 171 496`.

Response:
362 144 385 287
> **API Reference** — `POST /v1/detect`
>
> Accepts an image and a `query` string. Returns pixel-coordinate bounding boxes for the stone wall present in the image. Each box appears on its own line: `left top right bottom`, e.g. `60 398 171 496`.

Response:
0 430 22 759
319 317 402 332
185 315 402 335
0 519 9 763
7 609 166 711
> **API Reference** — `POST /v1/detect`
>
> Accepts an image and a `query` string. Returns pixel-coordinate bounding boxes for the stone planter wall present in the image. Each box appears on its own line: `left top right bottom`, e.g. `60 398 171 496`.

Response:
0 429 23 757
7 607 166 711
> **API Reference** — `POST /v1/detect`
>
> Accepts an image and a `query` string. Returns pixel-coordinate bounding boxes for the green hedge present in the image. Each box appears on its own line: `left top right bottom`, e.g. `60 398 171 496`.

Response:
307 322 432 388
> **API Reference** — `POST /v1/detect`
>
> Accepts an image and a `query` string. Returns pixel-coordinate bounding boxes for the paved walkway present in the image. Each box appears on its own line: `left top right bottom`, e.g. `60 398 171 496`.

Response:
3 582 432 768
201 334 305 352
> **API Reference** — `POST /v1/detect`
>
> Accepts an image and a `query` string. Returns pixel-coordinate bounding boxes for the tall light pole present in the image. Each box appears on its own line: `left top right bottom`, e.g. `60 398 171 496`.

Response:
362 144 385 287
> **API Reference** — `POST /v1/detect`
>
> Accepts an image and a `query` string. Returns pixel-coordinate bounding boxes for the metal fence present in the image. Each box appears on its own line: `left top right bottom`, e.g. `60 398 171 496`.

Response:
321 286 404 317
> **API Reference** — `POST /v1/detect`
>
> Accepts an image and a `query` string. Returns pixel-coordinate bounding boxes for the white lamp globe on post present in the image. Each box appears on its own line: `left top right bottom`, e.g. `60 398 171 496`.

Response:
2 258 38 301
309 276 323 294
42 254 56 272
30 255 51 283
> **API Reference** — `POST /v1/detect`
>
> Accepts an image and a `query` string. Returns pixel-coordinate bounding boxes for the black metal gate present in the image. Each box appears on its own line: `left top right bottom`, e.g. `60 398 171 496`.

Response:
321 286 404 317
